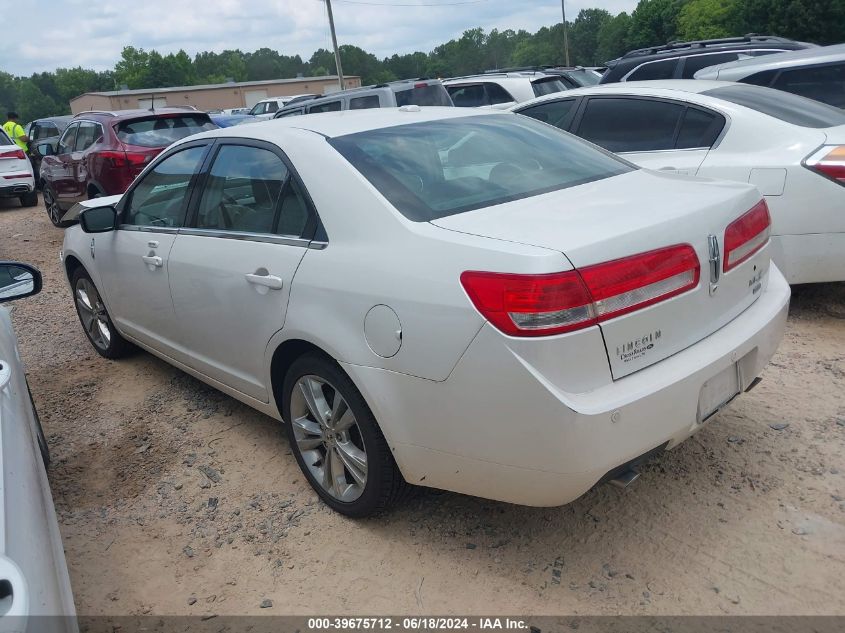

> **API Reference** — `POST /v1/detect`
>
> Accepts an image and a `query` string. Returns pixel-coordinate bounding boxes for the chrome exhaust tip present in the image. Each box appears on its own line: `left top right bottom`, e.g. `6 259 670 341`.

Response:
609 469 640 489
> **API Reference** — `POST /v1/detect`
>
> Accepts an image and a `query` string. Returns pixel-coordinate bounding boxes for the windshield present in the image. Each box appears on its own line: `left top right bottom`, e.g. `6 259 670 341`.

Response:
116 115 217 148
702 84 845 128
329 114 631 221
532 77 570 97
395 83 453 107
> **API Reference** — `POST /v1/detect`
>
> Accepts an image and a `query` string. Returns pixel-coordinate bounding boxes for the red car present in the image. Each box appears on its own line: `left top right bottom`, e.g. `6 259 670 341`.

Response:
38 109 216 227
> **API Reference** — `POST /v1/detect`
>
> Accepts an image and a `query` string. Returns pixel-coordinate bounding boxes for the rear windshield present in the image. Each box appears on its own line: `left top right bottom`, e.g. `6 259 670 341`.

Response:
329 114 631 221
532 77 570 97
0 129 12 145
565 70 601 87
702 84 845 128
395 83 453 107
116 115 217 148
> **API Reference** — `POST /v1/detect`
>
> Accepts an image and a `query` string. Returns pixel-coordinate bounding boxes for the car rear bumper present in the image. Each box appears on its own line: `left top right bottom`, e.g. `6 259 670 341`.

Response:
347 265 790 506
0 176 34 197
770 233 845 284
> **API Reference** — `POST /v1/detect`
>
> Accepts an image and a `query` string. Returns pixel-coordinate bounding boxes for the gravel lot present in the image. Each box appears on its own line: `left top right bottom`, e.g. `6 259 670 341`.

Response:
2 196 844 616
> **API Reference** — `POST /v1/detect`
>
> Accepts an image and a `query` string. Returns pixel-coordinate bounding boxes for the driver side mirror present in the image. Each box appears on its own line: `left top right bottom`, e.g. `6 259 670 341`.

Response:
0 262 42 303
79 206 117 233
36 142 55 157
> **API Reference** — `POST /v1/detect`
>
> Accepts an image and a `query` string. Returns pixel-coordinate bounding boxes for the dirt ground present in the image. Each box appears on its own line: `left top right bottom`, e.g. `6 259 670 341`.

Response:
2 196 844 617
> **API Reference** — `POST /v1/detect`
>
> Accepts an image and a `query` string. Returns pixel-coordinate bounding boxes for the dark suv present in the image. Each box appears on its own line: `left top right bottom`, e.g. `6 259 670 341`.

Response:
26 115 72 185
38 108 216 226
600 35 814 84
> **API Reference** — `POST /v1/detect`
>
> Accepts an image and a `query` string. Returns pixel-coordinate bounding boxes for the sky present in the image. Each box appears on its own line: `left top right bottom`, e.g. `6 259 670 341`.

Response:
1 0 638 76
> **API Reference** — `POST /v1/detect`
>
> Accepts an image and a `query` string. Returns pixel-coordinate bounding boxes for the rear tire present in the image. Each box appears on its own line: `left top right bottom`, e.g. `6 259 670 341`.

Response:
20 191 38 207
70 268 134 359
282 352 409 517
44 186 70 227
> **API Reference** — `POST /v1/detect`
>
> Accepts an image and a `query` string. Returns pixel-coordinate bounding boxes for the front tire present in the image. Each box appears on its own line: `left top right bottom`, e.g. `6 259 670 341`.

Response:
20 190 38 207
44 186 70 227
71 268 134 359
282 353 409 517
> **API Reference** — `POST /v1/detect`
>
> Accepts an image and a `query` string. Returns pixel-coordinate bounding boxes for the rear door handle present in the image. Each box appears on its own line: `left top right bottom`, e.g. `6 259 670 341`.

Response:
245 273 283 290
141 255 163 267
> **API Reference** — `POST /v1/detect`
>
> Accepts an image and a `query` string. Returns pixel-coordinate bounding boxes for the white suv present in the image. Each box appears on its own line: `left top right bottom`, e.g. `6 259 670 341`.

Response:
248 95 317 120
443 71 579 108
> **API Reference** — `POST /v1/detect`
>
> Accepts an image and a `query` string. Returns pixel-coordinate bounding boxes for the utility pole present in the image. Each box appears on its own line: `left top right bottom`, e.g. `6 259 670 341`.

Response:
325 0 345 90
561 0 570 66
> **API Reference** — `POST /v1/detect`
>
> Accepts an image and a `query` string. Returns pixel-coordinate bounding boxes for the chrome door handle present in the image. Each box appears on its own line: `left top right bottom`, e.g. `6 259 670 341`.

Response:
245 273 283 290
141 255 163 267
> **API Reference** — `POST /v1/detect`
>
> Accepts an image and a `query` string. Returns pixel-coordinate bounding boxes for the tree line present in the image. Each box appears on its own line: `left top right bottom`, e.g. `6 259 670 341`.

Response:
1 0 842 122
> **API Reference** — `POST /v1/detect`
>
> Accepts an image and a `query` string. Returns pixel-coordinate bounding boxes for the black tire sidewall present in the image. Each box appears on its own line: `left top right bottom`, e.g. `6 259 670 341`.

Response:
282 353 395 518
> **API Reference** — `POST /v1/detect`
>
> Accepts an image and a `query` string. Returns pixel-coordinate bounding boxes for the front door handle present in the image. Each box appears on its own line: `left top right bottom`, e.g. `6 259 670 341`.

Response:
141 255 163 267
245 273 283 290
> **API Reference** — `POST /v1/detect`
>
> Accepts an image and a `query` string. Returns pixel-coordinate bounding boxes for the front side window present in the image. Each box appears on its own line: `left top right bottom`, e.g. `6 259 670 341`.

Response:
518 99 578 129
703 84 845 127
74 122 102 152
124 145 207 227
771 63 845 109
308 101 342 114
57 123 78 154
329 114 631 221
250 103 266 116
116 115 216 148
576 98 685 152
627 58 677 81
196 145 288 234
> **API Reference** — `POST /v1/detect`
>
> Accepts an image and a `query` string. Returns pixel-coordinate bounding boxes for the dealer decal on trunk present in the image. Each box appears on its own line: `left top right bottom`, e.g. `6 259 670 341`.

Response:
616 330 662 364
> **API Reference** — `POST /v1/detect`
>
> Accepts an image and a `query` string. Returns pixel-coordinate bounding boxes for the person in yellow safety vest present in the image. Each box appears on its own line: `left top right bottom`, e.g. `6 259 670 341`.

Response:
2 112 29 152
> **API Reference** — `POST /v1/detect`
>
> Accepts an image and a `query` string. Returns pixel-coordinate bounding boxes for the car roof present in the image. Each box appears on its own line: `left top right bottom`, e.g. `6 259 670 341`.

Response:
694 43 845 79
513 79 736 107
33 115 73 125
72 108 203 121
607 35 806 64
194 106 499 141
443 72 553 83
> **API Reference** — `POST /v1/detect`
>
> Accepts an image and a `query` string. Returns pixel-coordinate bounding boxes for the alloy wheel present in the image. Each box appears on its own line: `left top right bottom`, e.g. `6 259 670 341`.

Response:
290 375 368 502
45 190 63 226
75 277 112 351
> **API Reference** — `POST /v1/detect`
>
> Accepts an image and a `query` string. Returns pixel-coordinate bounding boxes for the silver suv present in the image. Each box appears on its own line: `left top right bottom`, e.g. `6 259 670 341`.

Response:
273 79 452 117
442 68 594 108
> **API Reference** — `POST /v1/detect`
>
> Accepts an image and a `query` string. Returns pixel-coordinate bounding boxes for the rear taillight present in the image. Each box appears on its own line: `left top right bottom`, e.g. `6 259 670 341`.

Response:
0 148 26 160
804 145 845 185
96 150 151 168
461 244 700 337
723 200 771 273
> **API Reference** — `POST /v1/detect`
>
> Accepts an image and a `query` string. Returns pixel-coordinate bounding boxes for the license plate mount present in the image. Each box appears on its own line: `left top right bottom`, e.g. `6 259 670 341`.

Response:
697 362 741 423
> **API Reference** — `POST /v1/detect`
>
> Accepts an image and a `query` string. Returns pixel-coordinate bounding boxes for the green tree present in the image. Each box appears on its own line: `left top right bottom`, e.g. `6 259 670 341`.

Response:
569 8 614 65
677 0 742 40
628 0 691 48
737 0 845 44
596 12 633 62
114 46 151 89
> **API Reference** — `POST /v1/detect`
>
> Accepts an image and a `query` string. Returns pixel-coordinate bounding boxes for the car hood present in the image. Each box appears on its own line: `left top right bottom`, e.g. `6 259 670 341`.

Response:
63 195 123 223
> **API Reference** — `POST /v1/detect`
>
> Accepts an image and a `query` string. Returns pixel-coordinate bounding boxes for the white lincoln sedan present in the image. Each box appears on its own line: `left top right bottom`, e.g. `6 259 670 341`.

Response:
61 107 790 517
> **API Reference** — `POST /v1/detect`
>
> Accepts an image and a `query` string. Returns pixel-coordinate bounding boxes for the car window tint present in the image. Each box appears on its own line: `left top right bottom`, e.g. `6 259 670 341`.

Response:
395 83 452 107
350 95 380 110
266 101 279 112
34 123 58 141
531 77 569 97
703 84 845 127
627 59 677 81
276 178 311 237
116 115 216 148
74 122 101 152
771 63 845 109
577 98 684 152
447 85 486 107
58 123 78 154
681 53 741 78
196 145 288 234
485 83 515 104
676 108 724 149
125 145 206 228
308 101 342 113
741 69 778 87
518 99 577 129
277 109 303 117
329 114 631 221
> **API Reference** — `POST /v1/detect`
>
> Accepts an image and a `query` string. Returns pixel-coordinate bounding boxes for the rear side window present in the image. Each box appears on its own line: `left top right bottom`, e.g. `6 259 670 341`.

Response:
770 63 845 109
196 145 288 234
266 101 279 113
308 101 342 114
328 114 631 221
447 84 487 107
58 123 78 154
681 53 741 78
703 84 845 127
627 59 677 81
350 95 380 110
576 98 684 152
74 122 102 152
395 83 452 107
676 108 725 149
116 115 216 148
518 99 578 129
532 77 570 97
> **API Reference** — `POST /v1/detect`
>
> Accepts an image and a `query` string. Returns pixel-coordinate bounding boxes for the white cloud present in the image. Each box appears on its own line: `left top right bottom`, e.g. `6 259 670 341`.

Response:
2 0 638 75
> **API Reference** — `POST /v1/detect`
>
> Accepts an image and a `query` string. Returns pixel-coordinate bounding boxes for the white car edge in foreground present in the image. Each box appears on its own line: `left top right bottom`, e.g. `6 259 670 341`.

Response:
62 108 789 516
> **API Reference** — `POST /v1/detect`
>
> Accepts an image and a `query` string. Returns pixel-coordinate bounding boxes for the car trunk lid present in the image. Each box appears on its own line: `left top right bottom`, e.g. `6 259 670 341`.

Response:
434 170 772 379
